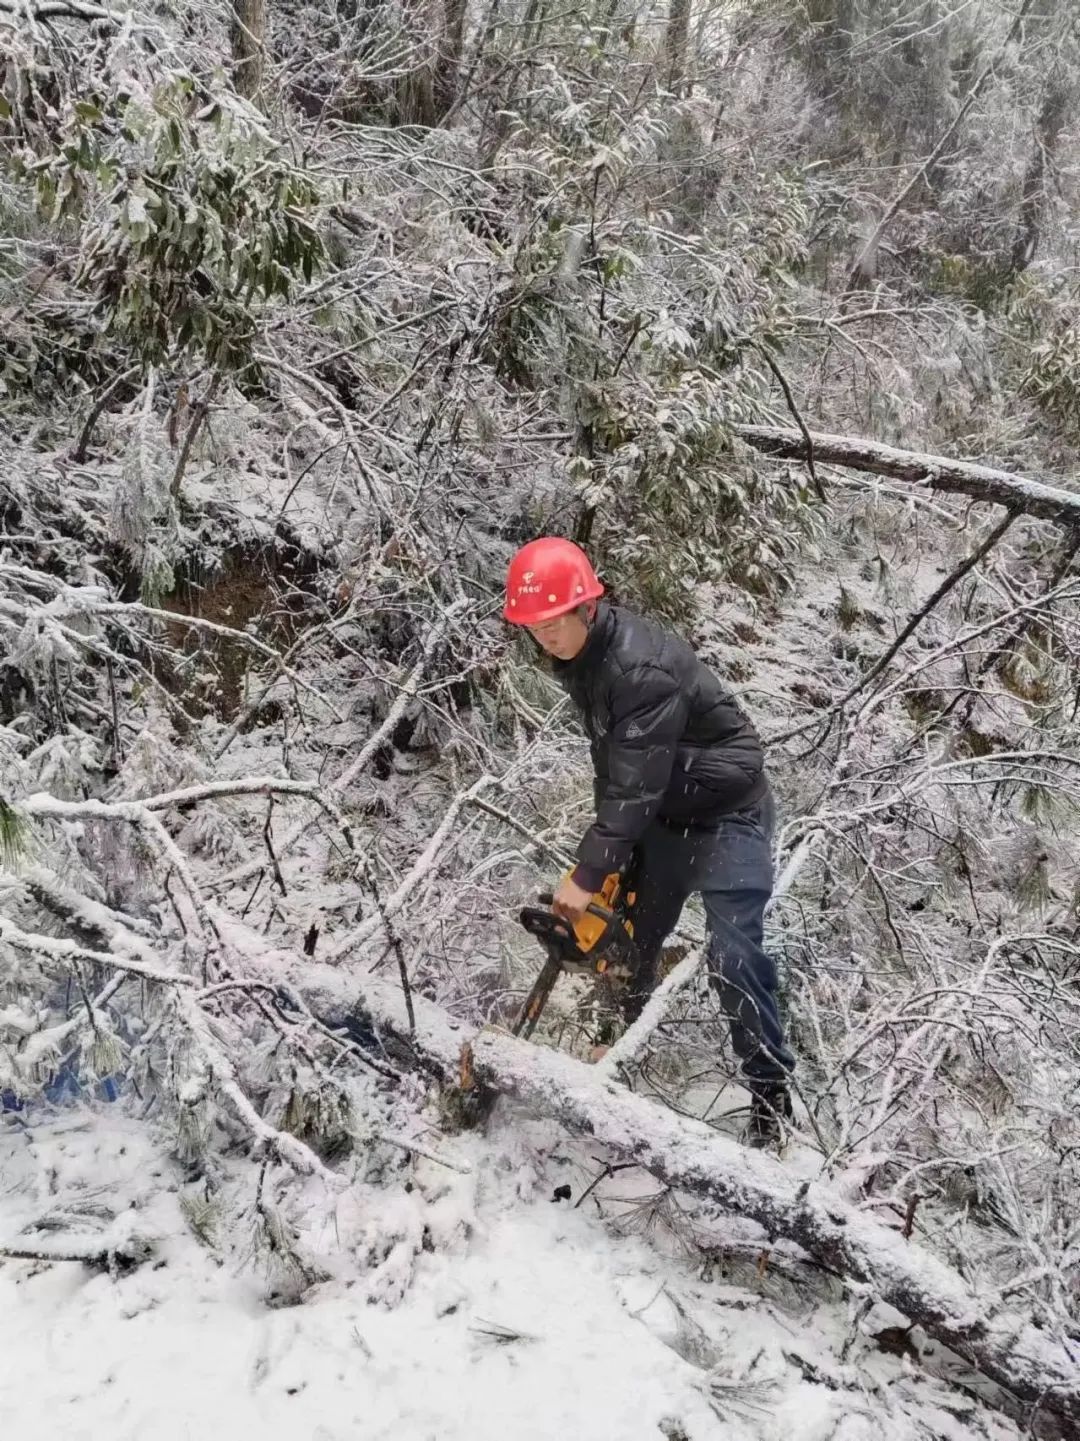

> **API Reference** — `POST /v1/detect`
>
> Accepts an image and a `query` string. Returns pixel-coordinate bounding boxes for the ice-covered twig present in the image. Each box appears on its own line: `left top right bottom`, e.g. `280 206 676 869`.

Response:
136 775 353 850
333 598 471 795
176 990 344 1185
597 827 825 1081
0 580 344 722
467 792 574 868
93 599 345 720
328 773 496 961
378 1131 472 1173
216 599 469 886
20 793 219 949
255 351 403 525
594 949 704 1082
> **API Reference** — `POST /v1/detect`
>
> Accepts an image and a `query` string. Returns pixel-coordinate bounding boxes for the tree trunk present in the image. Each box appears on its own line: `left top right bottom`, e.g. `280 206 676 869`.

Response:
276 953 1080 1432
395 0 439 127
230 0 267 101
665 0 691 96
734 423 1080 529
1010 74 1070 275
434 0 468 117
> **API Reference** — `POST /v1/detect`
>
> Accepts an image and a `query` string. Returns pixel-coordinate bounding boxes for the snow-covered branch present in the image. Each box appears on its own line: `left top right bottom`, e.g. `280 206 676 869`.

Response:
134 775 353 847
0 0 112 20
0 569 344 731
328 772 496 960
175 990 344 1185
0 914 194 987
217 600 470 888
736 423 1080 527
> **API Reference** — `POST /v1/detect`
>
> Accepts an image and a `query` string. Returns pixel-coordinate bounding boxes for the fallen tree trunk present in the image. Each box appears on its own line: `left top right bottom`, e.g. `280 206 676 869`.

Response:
736 423 1080 528
469 1030 1078 1430
270 949 1080 1432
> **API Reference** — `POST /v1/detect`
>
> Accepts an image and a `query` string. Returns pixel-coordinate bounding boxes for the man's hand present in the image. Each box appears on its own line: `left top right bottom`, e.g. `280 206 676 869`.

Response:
551 874 593 925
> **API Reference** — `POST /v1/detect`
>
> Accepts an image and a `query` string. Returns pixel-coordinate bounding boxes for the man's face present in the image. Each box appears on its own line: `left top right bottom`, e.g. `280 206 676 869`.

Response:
526 608 590 660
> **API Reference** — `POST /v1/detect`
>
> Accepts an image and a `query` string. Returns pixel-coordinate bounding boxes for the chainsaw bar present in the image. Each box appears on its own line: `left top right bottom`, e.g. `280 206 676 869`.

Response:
512 893 639 1039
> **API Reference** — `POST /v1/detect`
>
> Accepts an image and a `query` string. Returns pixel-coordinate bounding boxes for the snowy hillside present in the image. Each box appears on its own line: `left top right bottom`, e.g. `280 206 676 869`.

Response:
4 0 1080 1436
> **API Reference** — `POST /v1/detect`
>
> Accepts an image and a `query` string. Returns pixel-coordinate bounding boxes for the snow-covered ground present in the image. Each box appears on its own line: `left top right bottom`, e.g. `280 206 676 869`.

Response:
1 1103 1023 1441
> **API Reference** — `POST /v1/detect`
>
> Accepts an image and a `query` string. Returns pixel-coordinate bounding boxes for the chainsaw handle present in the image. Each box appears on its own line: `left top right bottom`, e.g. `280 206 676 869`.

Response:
535 892 615 925
519 907 575 945
518 901 616 947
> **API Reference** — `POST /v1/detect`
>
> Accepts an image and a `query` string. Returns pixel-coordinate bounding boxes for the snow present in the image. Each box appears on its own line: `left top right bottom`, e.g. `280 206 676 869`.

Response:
0 1110 716 1441
0 1105 1032 1441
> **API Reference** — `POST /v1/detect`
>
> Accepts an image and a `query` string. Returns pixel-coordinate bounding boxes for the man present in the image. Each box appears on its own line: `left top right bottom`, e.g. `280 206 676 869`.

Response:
504 536 794 1147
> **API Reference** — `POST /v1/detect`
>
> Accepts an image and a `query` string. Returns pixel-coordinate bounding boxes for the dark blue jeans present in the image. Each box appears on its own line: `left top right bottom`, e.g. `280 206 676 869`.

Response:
623 790 794 1086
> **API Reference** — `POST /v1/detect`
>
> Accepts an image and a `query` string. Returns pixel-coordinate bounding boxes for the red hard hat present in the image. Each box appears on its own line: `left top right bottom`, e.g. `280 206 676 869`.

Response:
504 537 604 624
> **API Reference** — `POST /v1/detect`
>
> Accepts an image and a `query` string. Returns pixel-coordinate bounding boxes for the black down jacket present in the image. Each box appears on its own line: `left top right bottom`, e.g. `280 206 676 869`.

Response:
552 602 766 888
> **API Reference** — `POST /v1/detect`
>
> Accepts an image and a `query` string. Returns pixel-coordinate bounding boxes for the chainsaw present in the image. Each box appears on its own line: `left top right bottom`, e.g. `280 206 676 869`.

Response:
512 870 639 1039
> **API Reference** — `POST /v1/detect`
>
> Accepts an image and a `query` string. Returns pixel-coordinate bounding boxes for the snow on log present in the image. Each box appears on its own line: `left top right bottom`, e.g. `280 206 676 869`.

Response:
0 1214 156 1271
468 1030 1080 1430
736 423 1080 527
273 951 1080 1430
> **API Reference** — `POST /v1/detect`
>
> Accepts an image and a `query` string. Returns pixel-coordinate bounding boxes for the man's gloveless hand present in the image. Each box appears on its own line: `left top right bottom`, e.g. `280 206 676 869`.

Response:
551 874 592 925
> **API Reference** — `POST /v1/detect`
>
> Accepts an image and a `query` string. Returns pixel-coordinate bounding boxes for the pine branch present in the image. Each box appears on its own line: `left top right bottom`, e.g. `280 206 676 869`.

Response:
137 776 353 851
176 991 343 1184
19 794 222 955
0 914 195 986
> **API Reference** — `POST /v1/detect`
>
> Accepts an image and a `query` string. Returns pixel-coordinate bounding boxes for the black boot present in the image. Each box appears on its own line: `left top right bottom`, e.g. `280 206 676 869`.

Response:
745 1081 793 1150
